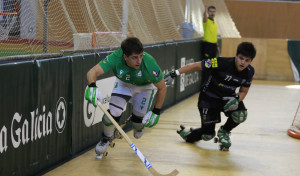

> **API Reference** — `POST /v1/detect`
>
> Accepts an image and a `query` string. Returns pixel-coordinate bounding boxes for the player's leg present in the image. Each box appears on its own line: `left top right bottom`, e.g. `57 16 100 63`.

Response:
180 124 216 143
96 80 131 155
218 101 247 148
178 107 220 143
96 95 131 154
131 113 145 139
131 84 157 139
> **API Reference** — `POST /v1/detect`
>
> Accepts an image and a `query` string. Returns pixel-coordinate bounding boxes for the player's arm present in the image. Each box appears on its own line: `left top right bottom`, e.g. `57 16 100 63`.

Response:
87 64 105 84
178 61 202 74
203 5 208 22
164 61 202 85
142 79 167 128
238 86 250 102
153 79 167 109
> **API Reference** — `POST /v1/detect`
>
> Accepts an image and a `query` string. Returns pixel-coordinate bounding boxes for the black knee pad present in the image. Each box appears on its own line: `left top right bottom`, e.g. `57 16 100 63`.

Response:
131 113 143 123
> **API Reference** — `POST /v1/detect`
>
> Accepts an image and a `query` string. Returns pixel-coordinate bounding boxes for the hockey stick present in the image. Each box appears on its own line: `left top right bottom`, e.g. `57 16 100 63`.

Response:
98 103 179 176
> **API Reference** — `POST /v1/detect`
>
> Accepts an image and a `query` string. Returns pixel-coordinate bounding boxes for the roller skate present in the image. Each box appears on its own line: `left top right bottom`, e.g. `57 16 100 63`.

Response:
95 136 115 159
96 116 132 159
214 126 231 151
176 125 192 141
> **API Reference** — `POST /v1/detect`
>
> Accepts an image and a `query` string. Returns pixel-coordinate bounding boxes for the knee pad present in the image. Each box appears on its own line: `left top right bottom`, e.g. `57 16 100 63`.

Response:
231 110 248 124
109 104 124 117
102 110 121 126
201 132 216 141
131 114 143 129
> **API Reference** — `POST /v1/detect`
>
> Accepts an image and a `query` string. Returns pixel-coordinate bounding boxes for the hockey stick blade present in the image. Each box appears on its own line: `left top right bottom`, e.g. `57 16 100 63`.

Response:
149 167 179 176
98 104 179 176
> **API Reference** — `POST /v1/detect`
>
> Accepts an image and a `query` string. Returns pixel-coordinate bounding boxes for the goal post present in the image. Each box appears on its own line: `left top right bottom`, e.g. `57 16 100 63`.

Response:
0 1 19 40
73 31 128 50
287 102 300 139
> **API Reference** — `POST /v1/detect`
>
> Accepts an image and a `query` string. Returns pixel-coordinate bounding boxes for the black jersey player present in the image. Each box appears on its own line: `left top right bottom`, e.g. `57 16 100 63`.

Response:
164 42 256 150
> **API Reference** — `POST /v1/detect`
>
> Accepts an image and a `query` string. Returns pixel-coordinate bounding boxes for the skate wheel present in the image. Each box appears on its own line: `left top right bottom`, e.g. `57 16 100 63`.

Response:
110 142 115 148
219 145 229 151
180 125 185 130
223 148 229 151
114 131 122 139
103 152 108 157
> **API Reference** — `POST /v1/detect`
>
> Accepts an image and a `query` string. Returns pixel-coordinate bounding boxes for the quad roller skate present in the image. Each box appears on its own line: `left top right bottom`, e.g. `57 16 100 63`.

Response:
177 125 192 141
96 116 132 159
95 136 115 159
214 126 231 151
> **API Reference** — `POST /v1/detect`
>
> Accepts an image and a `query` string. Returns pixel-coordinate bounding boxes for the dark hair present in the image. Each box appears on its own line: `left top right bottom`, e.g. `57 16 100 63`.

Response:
121 37 143 56
236 42 256 60
208 6 216 11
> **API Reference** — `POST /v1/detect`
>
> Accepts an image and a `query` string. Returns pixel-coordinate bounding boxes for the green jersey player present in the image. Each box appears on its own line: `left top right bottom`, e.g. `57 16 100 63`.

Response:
85 37 167 156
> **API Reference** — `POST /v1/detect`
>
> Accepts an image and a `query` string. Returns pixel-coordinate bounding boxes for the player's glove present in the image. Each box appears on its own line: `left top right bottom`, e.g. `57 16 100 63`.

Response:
164 70 180 85
142 108 161 128
85 82 102 107
222 95 240 112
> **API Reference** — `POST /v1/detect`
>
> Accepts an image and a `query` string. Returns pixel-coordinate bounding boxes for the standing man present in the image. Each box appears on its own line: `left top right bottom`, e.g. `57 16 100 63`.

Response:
202 5 219 60
85 37 167 156
164 42 256 150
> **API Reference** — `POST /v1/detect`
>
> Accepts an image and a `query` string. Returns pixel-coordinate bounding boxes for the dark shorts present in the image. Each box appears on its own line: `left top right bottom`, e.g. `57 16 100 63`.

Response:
202 41 218 60
198 96 247 125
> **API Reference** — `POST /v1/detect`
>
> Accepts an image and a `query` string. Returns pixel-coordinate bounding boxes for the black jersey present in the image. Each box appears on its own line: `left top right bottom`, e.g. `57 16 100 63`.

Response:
200 57 254 100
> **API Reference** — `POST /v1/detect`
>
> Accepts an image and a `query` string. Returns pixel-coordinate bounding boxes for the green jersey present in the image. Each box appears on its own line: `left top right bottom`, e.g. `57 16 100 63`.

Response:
99 49 163 86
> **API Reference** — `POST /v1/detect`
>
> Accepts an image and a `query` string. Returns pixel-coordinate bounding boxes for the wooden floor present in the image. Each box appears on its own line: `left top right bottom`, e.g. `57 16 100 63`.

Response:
44 80 300 176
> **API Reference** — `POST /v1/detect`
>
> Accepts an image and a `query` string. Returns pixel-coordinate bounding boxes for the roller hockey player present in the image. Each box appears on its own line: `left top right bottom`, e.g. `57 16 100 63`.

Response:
166 42 256 151
85 37 167 157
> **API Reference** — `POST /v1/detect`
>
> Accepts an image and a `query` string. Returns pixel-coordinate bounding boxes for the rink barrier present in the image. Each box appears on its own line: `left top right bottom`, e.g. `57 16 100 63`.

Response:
0 38 221 175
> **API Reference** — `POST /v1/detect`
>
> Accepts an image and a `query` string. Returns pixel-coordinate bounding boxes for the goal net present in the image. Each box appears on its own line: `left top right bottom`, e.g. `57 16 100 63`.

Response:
0 0 240 58
287 102 300 139
73 32 123 50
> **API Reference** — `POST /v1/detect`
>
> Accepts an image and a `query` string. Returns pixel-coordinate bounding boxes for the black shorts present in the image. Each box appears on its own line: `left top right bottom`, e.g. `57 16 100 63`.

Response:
198 99 247 125
202 41 218 60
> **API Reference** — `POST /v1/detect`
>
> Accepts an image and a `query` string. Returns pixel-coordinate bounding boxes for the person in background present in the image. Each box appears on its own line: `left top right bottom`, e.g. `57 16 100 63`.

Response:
202 5 219 60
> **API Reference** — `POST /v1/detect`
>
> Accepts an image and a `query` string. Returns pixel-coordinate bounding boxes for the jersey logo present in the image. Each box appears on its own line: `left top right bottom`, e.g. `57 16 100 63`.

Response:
241 79 246 85
120 70 124 75
137 70 142 77
103 57 109 63
205 59 211 68
152 70 159 77
211 58 218 68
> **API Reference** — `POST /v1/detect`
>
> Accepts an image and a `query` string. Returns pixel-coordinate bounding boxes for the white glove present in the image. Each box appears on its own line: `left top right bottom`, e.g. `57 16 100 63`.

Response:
164 70 180 85
142 111 160 128
222 95 239 112
85 84 102 107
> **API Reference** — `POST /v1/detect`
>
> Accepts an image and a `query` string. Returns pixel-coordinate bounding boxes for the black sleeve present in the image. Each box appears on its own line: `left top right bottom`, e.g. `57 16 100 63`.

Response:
243 66 255 87
201 57 222 71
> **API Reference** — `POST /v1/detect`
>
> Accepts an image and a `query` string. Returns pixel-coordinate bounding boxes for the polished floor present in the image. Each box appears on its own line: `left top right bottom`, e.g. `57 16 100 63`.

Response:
44 80 300 176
